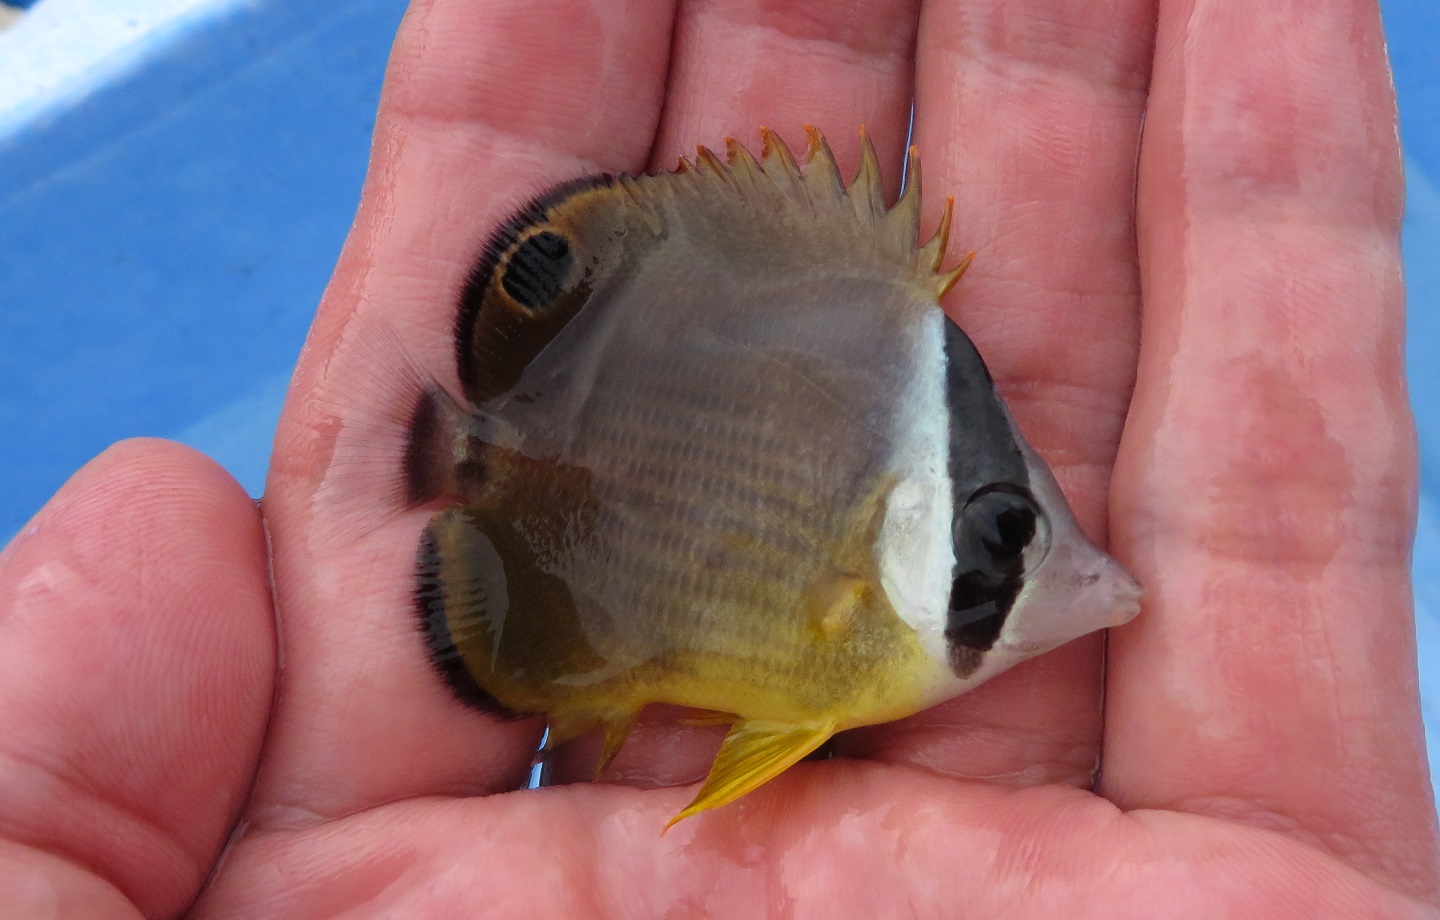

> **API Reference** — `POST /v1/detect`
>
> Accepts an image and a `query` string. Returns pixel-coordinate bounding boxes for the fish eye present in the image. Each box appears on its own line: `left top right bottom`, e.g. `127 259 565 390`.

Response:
957 484 1051 575
946 485 1052 663
501 229 575 311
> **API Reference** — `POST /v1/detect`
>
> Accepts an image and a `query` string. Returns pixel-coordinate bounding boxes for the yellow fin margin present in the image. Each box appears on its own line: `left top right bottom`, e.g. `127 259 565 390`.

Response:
937 250 975 300
918 195 953 273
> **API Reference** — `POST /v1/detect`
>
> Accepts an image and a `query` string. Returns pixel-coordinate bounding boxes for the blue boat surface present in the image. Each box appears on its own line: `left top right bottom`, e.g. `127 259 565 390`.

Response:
2 0 1438 793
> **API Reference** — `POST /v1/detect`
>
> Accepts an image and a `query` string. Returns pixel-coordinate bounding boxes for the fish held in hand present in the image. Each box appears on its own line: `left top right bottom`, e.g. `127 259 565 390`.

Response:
403 127 1142 826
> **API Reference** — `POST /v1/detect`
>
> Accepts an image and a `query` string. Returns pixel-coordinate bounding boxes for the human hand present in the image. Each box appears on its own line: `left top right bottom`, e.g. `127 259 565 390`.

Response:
2 0 1436 916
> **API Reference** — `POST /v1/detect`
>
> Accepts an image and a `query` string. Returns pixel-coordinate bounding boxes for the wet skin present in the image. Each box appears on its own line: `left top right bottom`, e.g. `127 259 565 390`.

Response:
0 0 1436 917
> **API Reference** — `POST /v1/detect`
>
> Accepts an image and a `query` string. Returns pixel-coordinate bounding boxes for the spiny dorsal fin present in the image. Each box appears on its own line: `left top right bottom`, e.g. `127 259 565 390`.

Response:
850 125 886 227
621 127 967 297
918 194 953 273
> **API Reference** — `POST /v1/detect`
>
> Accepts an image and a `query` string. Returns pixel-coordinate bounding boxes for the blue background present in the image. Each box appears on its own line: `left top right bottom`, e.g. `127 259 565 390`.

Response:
1 0 1438 790
0 0 406 506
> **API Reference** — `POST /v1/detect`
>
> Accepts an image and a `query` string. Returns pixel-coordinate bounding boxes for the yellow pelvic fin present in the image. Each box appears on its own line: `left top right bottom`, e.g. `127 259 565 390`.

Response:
665 719 838 830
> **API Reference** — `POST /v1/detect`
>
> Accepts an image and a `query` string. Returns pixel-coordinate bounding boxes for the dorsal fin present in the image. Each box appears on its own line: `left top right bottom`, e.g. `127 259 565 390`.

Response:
451 128 971 409
617 126 965 292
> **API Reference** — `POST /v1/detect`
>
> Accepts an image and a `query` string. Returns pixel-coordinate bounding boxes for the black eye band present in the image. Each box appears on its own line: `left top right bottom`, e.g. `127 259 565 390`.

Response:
945 484 1047 674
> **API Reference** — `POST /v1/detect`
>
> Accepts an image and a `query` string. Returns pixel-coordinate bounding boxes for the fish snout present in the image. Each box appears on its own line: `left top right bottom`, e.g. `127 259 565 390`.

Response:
1002 539 1144 657
1081 556 1143 629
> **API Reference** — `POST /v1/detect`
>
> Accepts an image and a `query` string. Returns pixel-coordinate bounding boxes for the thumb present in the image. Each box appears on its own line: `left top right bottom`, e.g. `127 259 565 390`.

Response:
0 439 275 918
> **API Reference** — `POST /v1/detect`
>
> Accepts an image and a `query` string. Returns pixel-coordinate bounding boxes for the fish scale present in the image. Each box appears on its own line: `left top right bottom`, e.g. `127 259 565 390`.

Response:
579 387 854 533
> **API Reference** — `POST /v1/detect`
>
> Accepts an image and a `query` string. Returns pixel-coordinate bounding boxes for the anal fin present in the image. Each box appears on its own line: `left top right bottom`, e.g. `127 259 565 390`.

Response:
666 719 838 830
537 711 598 762
534 709 639 779
595 711 639 777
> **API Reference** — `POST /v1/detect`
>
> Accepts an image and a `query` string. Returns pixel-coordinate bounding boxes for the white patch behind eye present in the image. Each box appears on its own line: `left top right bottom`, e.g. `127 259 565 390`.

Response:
877 310 954 672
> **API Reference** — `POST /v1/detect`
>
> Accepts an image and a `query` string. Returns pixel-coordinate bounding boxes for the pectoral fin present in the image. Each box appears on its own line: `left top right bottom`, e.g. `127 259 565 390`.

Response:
666 719 838 829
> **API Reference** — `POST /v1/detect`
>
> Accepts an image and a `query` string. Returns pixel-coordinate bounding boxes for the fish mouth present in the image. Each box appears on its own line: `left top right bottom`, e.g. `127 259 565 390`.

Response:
1094 561 1140 627
1055 553 1143 632
1001 550 1144 657
1089 558 1143 627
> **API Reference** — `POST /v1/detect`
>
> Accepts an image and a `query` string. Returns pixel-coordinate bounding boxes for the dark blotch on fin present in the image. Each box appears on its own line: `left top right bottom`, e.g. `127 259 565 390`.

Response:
415 517 525 720
455 174 615 403
413 494 608 720
501 231 574 311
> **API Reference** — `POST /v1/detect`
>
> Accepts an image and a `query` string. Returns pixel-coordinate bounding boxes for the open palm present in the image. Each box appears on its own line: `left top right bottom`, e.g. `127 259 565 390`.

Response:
2 0 1436 916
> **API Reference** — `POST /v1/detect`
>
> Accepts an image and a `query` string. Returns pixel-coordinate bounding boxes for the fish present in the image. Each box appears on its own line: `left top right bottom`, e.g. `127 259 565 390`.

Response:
401 126 1143 826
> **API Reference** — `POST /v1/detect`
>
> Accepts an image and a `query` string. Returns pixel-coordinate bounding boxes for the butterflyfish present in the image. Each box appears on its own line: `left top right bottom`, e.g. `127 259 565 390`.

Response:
399 127 1142 827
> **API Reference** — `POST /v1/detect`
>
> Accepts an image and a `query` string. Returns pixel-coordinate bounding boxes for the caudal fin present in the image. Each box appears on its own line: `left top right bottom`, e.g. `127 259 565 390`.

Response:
305 317 472 549
402 382 477 507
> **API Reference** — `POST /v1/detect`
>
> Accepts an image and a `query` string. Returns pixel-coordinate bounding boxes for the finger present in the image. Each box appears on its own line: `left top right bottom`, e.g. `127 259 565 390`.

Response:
197 772 1439 920
835 0 1155 782
1104 0 1438 899
545 0 923 788
0 440 274 919
255 0 680 825
648 0 919 187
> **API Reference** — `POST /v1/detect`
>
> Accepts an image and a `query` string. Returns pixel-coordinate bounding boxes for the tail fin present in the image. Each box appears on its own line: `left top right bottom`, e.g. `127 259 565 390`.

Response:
305 316 473 550
402 384 466 507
